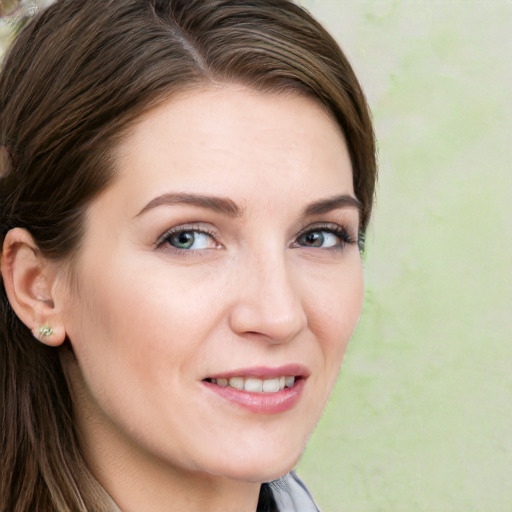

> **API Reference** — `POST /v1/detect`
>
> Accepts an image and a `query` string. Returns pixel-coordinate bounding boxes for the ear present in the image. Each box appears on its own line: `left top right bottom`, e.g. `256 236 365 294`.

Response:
1 228 67 346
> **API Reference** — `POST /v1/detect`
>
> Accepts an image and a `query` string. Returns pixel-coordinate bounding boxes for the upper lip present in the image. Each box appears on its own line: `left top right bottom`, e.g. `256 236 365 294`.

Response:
204 364 310 380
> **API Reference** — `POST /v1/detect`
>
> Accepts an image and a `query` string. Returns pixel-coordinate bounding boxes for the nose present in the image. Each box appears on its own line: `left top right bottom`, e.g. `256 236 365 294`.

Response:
228 252 308 344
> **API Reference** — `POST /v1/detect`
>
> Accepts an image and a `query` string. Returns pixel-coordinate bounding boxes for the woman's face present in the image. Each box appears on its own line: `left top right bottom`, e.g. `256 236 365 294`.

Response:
60 86 364 484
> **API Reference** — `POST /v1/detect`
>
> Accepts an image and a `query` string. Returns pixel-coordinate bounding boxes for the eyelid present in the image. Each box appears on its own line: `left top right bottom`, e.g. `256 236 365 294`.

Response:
294 222 358 245
156 223 220 250
291 222 358 251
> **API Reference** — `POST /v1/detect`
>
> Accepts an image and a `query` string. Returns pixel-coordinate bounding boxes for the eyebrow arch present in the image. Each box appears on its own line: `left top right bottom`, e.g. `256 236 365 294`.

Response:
303 194 362 216
136 192 361 219
135 192 243 218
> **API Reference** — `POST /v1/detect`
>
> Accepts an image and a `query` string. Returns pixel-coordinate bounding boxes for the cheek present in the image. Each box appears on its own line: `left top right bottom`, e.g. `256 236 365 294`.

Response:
61 262 202 445
304 261 364 365
64 255 223 387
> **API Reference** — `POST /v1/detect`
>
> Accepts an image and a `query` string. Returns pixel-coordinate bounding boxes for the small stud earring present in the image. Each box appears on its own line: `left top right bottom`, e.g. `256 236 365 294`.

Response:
38 325 54 338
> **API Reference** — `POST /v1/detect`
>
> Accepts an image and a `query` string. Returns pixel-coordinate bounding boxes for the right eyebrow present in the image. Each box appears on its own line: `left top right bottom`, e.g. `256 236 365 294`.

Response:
134 192 243 218
303 194 362 217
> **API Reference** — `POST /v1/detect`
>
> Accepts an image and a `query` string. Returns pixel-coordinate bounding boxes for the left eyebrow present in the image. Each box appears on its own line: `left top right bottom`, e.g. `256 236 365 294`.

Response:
303 194 362 217
135 192 243 218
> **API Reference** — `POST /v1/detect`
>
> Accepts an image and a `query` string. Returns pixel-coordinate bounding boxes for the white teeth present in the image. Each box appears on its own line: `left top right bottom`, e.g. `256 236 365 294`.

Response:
211 375 297 393
244 378 263 392
262 378 280 393
229 377 244 390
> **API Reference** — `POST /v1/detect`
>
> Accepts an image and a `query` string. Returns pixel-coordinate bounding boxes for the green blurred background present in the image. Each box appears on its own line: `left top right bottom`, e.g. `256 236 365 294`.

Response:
2 1 511 510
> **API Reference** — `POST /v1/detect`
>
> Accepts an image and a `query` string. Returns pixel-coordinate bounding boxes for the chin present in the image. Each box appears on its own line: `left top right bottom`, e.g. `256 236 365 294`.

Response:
205 442 305 483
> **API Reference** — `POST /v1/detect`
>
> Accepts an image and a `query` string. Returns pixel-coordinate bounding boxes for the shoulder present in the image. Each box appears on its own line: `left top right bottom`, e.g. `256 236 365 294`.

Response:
269 471 321 512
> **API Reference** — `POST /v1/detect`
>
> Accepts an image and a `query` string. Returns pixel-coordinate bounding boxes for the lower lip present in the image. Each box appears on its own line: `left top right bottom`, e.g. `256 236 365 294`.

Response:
202 379 305 414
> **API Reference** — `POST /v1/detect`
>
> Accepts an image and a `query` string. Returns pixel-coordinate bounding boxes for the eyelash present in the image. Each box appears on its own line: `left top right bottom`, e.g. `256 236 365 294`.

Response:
156 224 219 253
156 223 357 253
294 223 357 250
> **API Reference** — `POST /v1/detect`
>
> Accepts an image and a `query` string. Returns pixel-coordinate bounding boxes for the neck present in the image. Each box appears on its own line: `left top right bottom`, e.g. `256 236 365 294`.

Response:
101 459 261 512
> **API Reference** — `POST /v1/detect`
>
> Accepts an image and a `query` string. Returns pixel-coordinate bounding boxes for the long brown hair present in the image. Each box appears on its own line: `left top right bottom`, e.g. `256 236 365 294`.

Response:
0 1 376 510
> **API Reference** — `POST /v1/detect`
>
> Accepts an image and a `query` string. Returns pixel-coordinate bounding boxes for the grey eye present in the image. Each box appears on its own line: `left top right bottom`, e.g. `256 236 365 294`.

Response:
297 230 340 248
165 231 215 250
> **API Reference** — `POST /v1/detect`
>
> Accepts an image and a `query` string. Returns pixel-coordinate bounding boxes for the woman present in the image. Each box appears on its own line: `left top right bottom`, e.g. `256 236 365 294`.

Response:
0 0 376 510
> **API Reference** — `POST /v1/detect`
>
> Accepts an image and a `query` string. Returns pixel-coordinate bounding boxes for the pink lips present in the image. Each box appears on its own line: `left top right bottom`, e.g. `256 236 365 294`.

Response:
202 364 308 414
206 364 308 380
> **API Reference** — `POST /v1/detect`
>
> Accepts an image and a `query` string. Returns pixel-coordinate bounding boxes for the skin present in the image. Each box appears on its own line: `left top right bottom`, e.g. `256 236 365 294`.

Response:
2 85 364 512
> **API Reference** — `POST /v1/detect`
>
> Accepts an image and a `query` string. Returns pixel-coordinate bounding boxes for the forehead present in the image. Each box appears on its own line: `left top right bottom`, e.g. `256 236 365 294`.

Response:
110 85 354 212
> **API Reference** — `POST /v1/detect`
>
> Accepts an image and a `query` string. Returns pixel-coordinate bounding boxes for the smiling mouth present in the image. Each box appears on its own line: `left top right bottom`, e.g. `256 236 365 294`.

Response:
203 376 297 393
